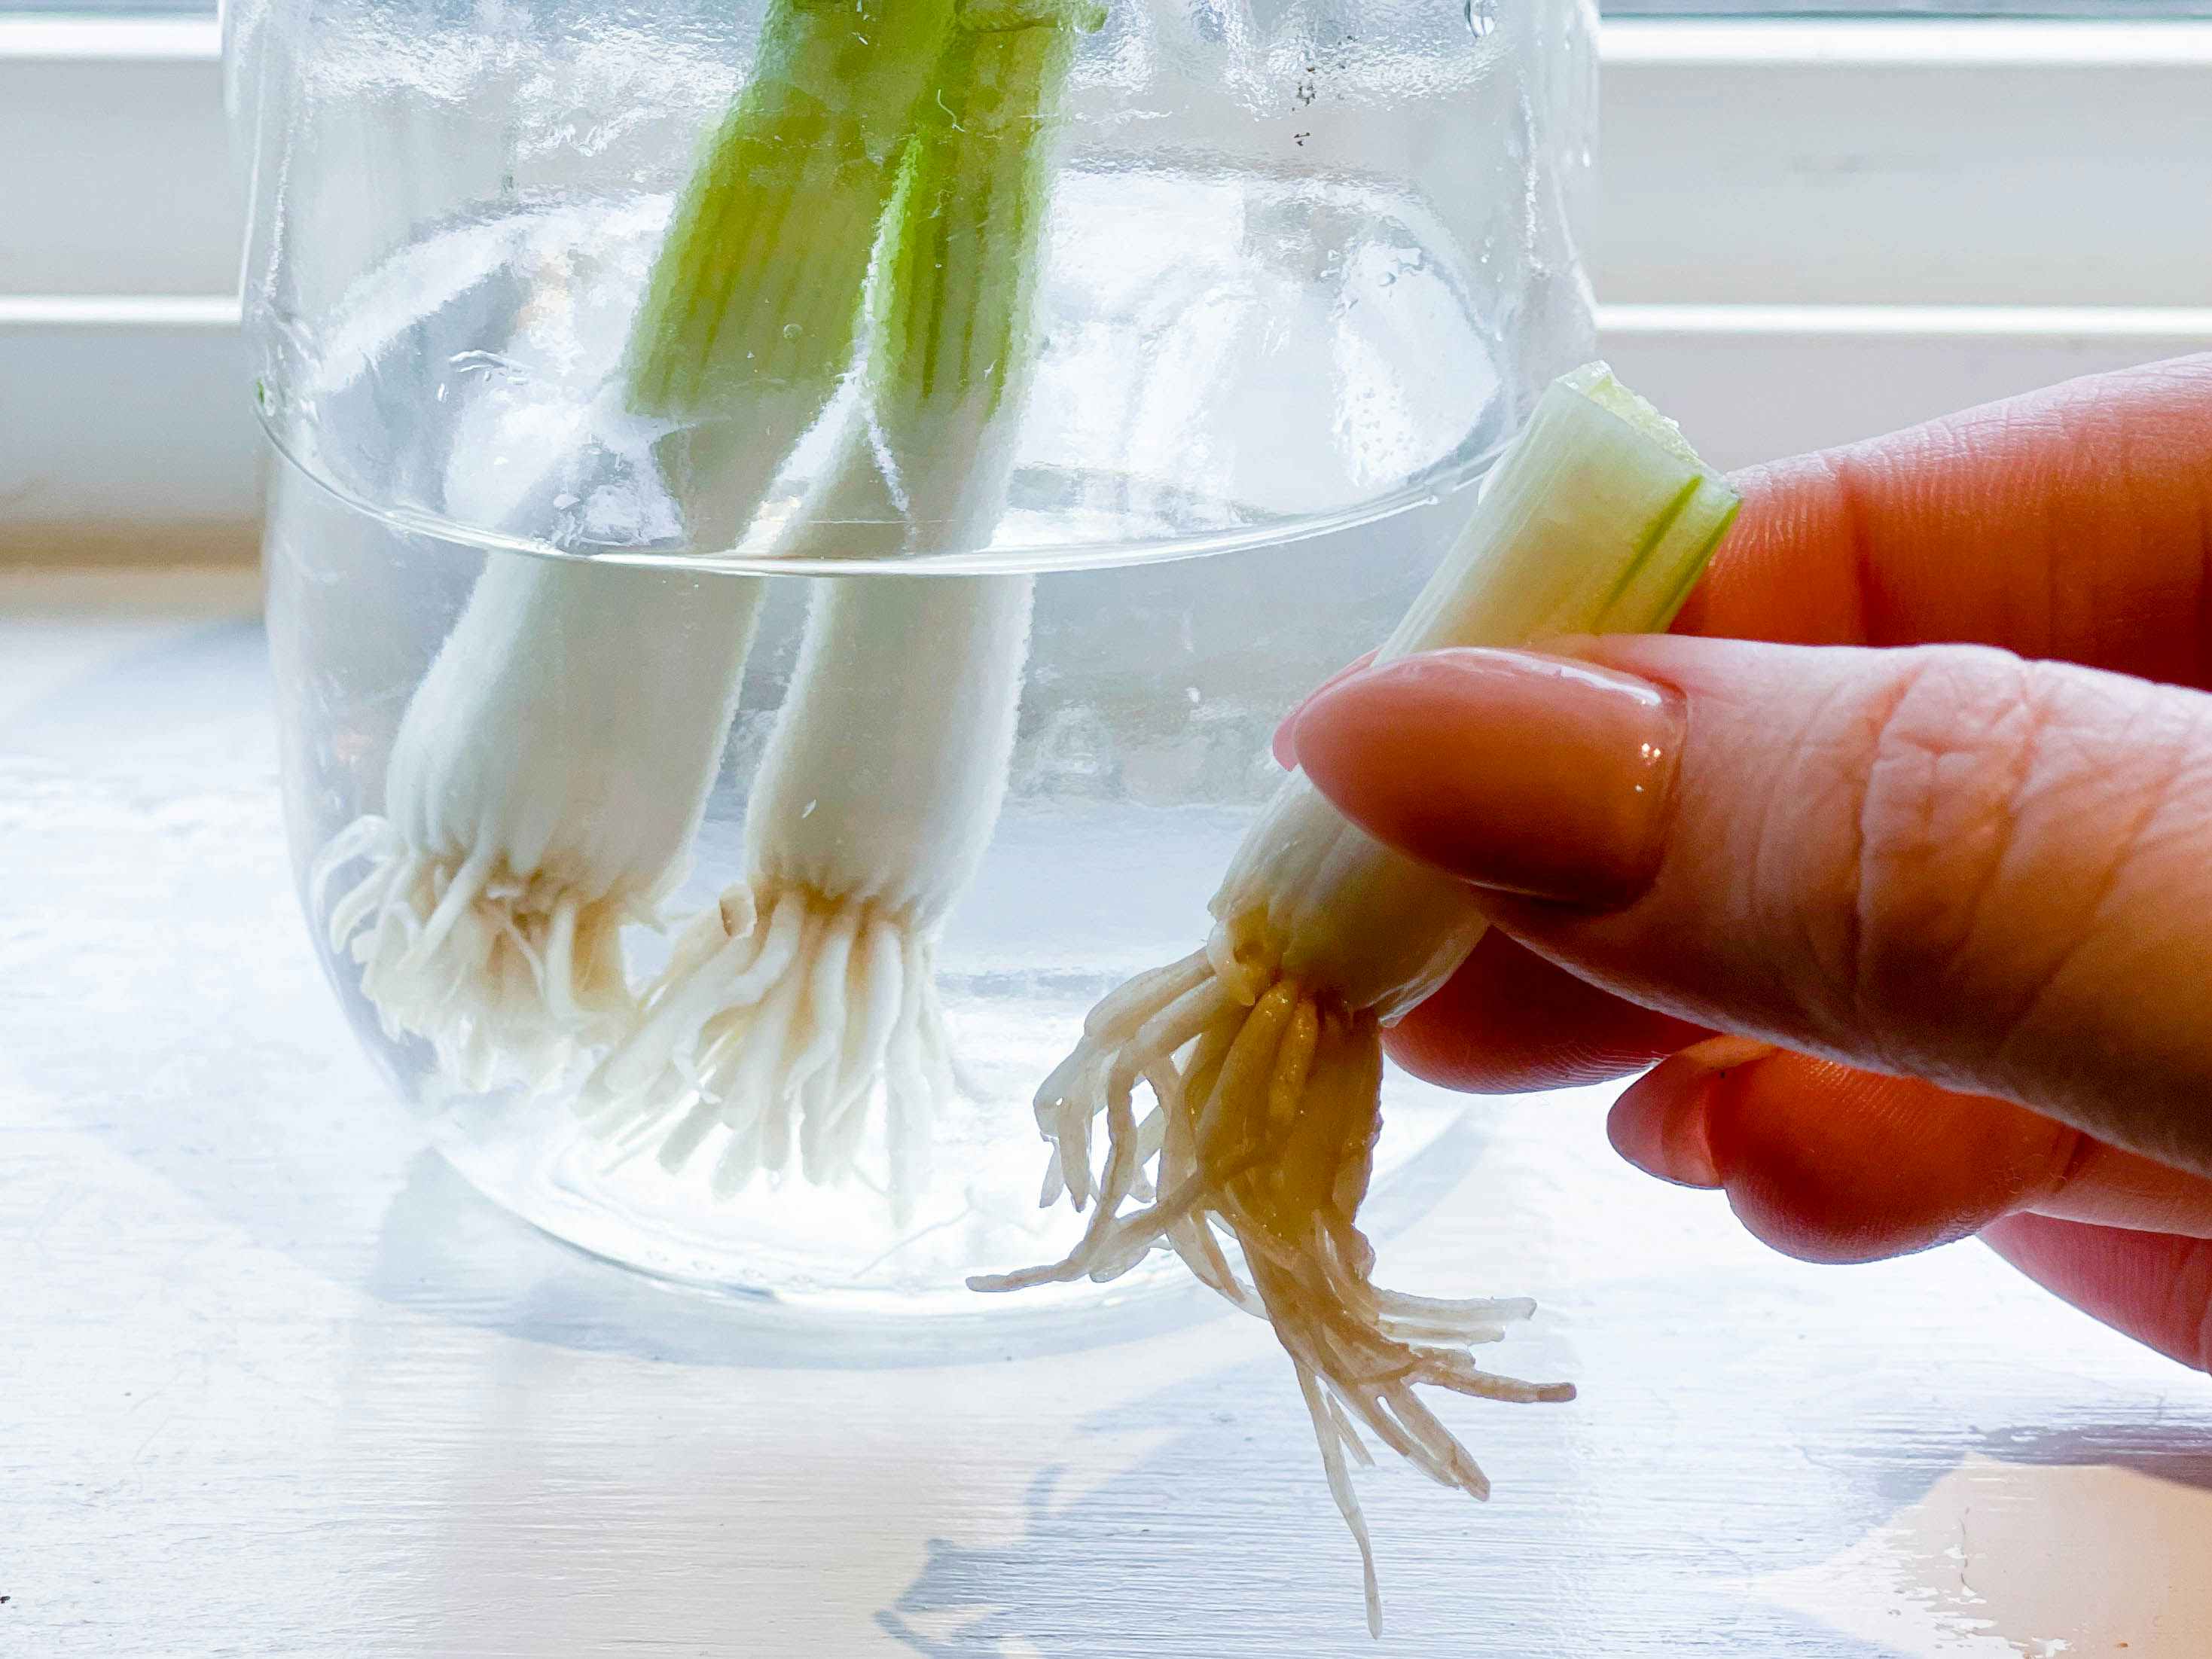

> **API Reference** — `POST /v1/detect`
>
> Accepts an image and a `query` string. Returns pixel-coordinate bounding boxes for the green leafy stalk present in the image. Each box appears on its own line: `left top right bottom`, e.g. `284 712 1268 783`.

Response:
624 0 960 419
864 0 1104 454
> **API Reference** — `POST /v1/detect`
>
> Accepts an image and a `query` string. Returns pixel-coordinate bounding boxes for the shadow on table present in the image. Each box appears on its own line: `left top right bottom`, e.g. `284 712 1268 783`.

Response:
867 1312 1808 1655
868 1275 2212 1657
1976 1421 2212 1493
869 1374 1880 1659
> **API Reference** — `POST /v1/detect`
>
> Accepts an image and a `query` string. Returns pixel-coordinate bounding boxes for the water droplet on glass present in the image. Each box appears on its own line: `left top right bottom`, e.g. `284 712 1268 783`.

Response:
1465 0 1496 38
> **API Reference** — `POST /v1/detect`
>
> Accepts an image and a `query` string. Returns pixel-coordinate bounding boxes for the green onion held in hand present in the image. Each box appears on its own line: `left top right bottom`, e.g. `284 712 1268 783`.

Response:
972 364 1741 1633
587 0 1101 1220
313 0 956 1090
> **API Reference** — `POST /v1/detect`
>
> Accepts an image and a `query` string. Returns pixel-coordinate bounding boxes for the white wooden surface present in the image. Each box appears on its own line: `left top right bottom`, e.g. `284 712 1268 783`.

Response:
4 570 2210 1657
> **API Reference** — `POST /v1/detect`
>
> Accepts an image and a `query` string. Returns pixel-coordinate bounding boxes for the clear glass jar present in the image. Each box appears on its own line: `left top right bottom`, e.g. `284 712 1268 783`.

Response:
232 0 1597 1318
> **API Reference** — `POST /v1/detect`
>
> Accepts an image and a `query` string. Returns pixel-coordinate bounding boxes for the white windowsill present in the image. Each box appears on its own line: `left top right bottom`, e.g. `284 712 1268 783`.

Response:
1603 16 2212 64
2 14 2208 547
18 14 2212 67
0 13 218 59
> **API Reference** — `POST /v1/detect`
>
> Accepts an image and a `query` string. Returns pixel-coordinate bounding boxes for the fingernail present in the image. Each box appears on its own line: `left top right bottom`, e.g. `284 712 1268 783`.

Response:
1273 652 1377 770
1606 1036 1774 1188
1293 648 1684 907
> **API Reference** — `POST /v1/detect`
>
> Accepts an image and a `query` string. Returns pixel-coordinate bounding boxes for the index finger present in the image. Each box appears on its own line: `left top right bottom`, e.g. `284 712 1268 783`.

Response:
1676 354 2212 688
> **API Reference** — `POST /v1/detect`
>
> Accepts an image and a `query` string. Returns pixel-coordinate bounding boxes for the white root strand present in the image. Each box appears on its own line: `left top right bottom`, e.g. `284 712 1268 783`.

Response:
312 819 642 1092
582 884 955 1222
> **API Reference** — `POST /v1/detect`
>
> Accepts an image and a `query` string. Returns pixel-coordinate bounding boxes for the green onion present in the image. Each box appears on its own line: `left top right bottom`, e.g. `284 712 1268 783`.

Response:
586 0 1103 1219
315 0 966 1090
973 364 1740 1635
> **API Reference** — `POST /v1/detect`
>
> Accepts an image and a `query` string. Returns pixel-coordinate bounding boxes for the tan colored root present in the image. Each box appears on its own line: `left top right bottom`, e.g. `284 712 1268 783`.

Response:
973 961 1574 1633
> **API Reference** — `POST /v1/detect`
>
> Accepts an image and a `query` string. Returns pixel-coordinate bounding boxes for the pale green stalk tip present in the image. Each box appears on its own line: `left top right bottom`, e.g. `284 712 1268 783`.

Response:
1557 359 1706 469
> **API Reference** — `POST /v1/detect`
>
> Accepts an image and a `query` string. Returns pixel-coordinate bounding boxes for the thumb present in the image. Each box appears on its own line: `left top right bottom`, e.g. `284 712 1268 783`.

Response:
1292 640 2212 1176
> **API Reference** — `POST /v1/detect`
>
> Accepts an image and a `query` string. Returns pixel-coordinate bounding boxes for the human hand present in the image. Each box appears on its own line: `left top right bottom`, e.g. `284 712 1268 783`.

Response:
1283 356 2212 1371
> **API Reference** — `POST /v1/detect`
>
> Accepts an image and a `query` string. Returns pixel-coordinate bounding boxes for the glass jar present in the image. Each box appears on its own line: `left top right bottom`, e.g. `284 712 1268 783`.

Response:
230 0 1597 1318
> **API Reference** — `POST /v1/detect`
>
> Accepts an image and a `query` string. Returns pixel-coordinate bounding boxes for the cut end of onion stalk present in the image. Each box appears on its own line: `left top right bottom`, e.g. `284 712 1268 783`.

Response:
970 364 1738 1633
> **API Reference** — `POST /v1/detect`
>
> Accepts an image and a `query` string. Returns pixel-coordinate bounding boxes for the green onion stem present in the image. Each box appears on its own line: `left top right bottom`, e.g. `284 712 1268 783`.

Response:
623 0 960 419
865 0 1103 449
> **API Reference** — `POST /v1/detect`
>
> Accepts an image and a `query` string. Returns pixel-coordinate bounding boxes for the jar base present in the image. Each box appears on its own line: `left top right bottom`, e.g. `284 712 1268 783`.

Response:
424 1095 1207 1327
421 1082 1483 1346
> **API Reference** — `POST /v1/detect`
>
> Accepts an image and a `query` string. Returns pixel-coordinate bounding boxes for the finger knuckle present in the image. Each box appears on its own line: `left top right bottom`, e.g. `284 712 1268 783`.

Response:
1840 646 2054 1060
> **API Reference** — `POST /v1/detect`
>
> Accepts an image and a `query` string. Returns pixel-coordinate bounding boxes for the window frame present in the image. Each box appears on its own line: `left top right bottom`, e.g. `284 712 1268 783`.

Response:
1596 17 2212 465
2 13 2209 557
